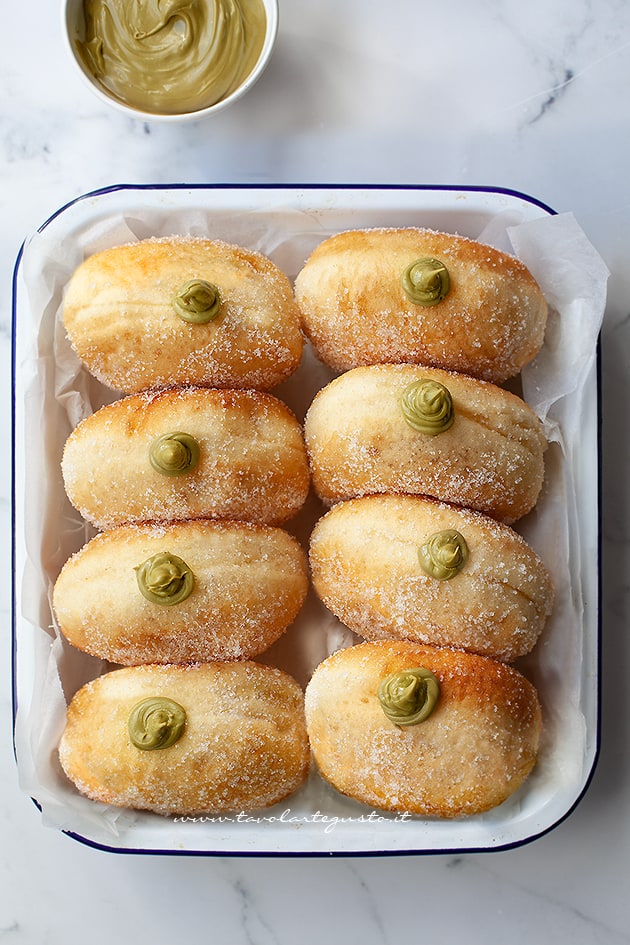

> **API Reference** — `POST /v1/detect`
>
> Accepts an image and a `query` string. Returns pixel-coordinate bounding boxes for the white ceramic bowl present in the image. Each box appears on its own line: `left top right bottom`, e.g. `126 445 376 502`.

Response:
62 0 279 122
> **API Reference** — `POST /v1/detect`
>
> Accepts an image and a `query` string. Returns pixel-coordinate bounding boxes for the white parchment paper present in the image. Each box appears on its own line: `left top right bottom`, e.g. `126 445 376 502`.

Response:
12 190 608 852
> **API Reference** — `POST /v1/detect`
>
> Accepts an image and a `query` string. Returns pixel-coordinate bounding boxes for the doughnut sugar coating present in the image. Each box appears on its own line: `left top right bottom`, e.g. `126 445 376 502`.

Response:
304 364 547 523
62 236 304 393
304 640 542 817
309 495 554 662
61 387 310 529
59 662 311 816
294 226 548 383
53 519 309 664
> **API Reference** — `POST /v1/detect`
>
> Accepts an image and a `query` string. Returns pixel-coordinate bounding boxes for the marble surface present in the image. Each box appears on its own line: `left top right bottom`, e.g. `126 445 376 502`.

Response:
1 0 629 941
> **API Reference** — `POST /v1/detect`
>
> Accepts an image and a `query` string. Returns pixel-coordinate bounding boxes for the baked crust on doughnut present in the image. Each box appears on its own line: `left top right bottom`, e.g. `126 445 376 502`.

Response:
304 640 542 817
62 236 303 393
294 226 547 382
59 662 310 815
53 519 309 664
61 387 310 528
309 495 554 662
303 364 546 523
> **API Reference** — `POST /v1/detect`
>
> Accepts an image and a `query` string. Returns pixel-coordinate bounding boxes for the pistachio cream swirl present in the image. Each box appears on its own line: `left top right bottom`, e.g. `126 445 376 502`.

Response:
135 552 195 605
149 432 200 476
378 668 440 726
173 279 222 323
400 378 455 435
418 529 469 580
76 0 267 115
128 697 187 750
401 257 450 306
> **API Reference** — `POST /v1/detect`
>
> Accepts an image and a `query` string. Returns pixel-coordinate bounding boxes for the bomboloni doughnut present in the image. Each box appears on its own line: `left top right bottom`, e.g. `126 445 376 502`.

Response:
53 519 309 664
61 387 310 528
304 640 542 817
59 662 311 815
309 495 554 662
294 226 547 382
304 364 546 523
62 236 304 393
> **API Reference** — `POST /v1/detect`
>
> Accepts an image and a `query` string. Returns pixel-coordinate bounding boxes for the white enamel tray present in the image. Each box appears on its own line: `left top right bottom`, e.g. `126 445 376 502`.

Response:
11 185 602 855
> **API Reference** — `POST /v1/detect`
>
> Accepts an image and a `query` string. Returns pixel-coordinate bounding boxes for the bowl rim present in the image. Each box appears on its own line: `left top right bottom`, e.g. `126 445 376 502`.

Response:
61 0 279 122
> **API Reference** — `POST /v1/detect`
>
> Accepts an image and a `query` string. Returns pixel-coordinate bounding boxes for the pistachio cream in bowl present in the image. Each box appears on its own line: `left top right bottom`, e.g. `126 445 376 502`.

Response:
63 0 277 120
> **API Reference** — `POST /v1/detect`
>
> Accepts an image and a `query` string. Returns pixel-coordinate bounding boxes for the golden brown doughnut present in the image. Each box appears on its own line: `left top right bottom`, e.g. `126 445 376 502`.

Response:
303 364 546 523
61 387 310 528
304 640 542 817
59 662 310 815
309 495 553 662
53 519 309 664
62 236 303 393
294 226 547 382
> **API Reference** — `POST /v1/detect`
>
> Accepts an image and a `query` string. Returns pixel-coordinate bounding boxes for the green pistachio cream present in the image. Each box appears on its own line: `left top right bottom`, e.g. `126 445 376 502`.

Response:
419 529 469 580
173 279 222 323
400 378 455 435
135 551 195 605
149 432 200 476
128 697 187 750
378 667 440 727
402 257 450 306
76 0 267 115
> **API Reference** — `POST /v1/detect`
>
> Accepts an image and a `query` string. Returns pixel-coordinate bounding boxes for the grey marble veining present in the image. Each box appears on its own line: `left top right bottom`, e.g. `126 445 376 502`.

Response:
2 0 630 942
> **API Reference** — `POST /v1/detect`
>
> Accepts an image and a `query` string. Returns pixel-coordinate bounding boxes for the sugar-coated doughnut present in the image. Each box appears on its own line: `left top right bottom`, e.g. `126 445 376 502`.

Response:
61 387 310 528
309 495 554 662
59 662 310 815
53 519 309 664
303 364 546 523
62 236 303 393
294 226 547 382
304 640 542 817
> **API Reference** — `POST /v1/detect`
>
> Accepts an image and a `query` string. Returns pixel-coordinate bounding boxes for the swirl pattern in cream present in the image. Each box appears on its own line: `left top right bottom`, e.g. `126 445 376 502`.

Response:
78 0 266 113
